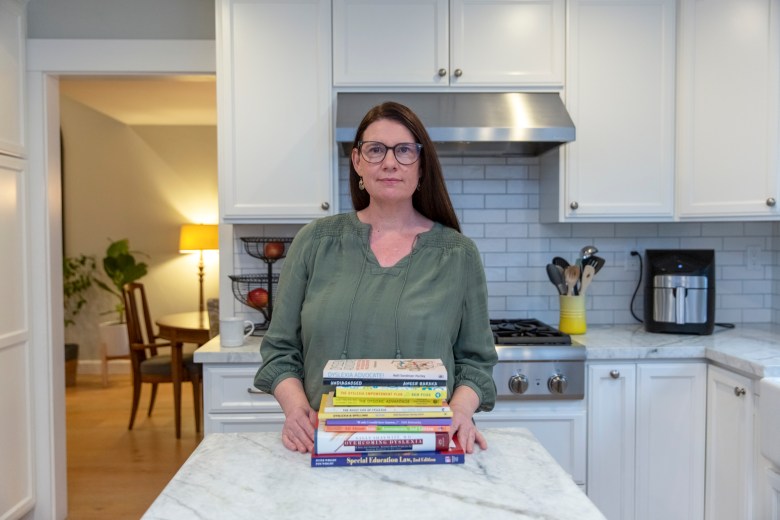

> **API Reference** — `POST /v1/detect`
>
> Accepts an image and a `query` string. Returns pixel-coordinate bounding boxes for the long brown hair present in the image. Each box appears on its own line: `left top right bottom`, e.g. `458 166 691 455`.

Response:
348 101 461 233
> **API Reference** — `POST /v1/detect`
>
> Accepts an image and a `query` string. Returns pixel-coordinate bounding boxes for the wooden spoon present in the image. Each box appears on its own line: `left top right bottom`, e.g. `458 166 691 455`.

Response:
564 265 581 296
579 264 596 295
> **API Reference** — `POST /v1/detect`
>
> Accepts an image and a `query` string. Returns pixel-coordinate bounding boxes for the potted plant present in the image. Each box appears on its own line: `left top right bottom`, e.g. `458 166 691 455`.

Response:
62 253 97 386
94 239 149 366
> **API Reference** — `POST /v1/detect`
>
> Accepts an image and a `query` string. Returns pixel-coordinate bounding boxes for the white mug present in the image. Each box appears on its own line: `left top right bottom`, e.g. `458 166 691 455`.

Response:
220 317 255 347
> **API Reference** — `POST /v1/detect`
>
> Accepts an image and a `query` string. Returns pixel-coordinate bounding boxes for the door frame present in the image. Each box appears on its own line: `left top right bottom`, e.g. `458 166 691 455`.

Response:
26 38 215 518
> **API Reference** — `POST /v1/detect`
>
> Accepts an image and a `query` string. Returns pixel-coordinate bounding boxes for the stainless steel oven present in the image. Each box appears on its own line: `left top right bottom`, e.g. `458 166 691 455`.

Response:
475 319 588 488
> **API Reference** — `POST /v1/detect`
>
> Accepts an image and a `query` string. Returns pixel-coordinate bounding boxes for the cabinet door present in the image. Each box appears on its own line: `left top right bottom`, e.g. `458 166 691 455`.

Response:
705 365 755 520
554 0 675 221
333 0 449 86
217 0 333 222
450 0 565 86
587 363 637 519
636 363 706 520
0 0 26 157
676 0 780 218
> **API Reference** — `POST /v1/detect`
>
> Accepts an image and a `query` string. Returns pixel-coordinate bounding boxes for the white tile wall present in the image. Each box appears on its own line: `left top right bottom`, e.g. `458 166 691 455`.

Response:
230 155 780 328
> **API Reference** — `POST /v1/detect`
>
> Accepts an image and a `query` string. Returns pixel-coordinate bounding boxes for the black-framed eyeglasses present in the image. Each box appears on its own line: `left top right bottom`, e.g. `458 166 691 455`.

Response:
358 141 422 165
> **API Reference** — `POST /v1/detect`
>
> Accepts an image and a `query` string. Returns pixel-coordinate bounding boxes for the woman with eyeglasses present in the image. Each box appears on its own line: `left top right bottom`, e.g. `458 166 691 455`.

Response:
254 102 497 455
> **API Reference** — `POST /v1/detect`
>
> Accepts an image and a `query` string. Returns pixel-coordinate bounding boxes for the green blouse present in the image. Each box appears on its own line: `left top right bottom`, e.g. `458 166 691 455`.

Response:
254 212 498 412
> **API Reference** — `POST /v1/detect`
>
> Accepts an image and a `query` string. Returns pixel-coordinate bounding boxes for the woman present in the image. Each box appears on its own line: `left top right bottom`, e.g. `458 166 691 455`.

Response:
254 102 497 455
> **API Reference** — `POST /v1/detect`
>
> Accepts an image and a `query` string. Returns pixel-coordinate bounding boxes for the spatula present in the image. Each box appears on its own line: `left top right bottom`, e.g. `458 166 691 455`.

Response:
564 265 581 296
546 264 568 295
579 264 595 295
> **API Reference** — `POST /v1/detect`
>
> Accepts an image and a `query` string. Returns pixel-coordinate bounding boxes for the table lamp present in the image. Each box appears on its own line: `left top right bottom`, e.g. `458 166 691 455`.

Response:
179 224 219 313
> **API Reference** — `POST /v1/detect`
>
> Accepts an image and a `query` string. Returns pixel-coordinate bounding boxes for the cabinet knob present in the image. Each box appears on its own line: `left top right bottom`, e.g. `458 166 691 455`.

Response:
570 201 579 210
438 68 447 77
247 387 267 395
609 370 620 379
453 68 463 77
321 202 330 210
767 198 776 207
734 386 746 397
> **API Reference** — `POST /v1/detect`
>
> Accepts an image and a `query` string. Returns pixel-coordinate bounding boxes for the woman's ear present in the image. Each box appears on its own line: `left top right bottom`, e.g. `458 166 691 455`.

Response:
351 147 360 170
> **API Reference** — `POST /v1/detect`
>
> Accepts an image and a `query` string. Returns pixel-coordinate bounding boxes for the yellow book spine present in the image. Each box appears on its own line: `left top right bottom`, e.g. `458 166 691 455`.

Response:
331 396 445 407
334 386 447 400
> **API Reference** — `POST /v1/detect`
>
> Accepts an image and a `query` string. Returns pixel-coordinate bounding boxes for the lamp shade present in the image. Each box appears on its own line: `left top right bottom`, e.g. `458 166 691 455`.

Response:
179 224 219 252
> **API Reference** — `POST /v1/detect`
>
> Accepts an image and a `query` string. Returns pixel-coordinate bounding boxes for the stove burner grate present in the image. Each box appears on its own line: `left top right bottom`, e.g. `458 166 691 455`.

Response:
490 318 572 345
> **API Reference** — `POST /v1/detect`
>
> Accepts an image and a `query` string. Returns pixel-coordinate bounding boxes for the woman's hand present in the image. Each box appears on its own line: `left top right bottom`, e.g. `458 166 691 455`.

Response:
273 378 317 453
448 386 487 453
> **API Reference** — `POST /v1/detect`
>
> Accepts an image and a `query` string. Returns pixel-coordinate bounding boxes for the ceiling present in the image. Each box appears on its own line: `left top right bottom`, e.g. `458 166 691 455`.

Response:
59 75 217 125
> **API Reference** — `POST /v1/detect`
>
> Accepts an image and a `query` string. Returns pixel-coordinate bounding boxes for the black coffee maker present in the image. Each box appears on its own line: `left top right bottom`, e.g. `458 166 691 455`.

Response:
644 249 715 335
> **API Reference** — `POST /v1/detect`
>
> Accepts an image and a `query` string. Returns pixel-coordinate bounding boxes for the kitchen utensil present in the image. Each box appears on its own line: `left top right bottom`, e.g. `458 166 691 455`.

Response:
546 264 568 295
579 265 595 294
564 265 581 296
580 245 598 261
586 255 606 274
552 256 570 269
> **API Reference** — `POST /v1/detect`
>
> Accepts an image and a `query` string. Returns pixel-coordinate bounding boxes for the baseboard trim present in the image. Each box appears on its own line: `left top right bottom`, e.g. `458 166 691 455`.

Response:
77 359 131 375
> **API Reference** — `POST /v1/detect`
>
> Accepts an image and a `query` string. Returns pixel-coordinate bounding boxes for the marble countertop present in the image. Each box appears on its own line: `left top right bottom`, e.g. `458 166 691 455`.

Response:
195 323 780 378
142 428 605 520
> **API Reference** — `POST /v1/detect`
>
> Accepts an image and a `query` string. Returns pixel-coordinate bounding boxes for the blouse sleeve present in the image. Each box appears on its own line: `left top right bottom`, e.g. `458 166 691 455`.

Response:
253 222 315 394
452 242 498 412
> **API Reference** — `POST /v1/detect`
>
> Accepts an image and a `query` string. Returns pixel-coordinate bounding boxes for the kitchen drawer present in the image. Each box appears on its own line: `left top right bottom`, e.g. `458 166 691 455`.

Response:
203 364 282 414
206 413 285 434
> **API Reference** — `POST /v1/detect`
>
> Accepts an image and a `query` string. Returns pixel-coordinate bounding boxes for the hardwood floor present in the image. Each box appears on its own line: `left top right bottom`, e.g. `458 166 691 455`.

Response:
65 373 202 519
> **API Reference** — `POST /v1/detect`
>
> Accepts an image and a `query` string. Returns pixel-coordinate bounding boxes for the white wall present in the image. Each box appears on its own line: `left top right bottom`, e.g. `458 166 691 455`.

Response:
61 96 219 360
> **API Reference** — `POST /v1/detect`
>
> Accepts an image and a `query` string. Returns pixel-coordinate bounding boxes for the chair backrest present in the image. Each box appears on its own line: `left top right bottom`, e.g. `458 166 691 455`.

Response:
123 282 159 357
206 298 219 338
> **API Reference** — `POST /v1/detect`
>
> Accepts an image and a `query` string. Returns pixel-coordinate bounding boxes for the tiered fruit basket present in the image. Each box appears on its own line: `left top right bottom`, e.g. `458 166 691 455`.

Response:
229 237 292 330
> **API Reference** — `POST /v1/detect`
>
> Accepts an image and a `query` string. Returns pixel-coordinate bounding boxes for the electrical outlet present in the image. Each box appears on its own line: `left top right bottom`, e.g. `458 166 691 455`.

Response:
625 250 640 271
747 246 762 271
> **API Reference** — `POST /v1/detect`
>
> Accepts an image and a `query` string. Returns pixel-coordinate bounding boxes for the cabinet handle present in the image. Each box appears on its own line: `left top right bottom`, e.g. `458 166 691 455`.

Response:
570 201 579 210
734 386 746 397
247 387 267 395
609 370 620 379
767 198 776 207
321 202 330 210
438 68 447 77
453 68 463 77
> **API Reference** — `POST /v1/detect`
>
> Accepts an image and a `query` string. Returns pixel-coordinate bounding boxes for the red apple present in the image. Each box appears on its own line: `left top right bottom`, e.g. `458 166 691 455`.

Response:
247 287 269 309
263 241 285 259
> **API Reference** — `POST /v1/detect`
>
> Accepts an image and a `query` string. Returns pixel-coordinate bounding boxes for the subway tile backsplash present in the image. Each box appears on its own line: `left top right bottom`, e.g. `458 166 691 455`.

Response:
231 156 780 327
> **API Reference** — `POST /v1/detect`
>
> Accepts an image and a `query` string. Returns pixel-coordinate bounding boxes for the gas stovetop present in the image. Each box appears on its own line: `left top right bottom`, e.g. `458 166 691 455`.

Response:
490 318 572 345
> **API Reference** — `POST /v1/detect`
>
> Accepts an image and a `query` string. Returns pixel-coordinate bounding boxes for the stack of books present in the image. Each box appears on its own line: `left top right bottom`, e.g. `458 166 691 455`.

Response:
311 359 465 468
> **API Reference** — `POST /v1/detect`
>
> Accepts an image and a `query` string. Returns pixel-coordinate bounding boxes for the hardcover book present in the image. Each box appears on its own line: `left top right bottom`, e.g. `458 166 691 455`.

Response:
314 423 449 454
334 386 448 400
317 393 453 419
311 437 465 468
323 425 450 433
331 396 446 407
322 359 447 382
324 417 452 426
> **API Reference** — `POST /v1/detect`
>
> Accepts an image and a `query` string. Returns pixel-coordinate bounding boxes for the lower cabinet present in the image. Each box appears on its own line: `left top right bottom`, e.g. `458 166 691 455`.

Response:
765 467 780 520
587 362 706 520
705 365 756 520
202 364 283 434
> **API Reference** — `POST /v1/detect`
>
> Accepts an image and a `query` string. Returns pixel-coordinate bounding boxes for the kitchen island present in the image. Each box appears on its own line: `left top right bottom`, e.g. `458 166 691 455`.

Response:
142 428 605 520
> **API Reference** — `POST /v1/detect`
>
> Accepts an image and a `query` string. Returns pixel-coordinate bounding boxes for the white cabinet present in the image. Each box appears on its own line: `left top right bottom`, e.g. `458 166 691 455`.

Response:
587 362 706 520
676 0 780 219
766 467 780 520
705 365 755 520
202 364 284 434
332 0 565 87
216 0 334 222
540 0 676 222
0 0 26 157
474 400 586 487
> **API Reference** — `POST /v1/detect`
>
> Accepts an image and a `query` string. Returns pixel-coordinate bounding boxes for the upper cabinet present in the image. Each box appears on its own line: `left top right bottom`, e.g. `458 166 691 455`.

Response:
332 0 565 87
541 0 676 222
217 0 334 222
0 0 27 158
676 0 780 219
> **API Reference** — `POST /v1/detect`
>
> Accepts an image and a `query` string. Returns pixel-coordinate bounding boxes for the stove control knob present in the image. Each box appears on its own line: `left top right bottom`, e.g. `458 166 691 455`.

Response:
547 374 568 395
508 374 529 394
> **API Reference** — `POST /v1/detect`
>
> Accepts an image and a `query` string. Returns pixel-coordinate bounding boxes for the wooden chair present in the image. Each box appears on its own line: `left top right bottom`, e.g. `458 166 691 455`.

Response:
123 282 201 436
206 297 220 339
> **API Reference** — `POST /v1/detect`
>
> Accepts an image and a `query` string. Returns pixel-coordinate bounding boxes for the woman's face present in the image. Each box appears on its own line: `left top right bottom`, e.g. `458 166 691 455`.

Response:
352 119 421 205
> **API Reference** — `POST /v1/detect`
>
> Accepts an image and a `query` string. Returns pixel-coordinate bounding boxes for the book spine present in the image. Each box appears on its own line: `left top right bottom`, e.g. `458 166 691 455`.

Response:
323 425 451 433
324 418 452 426
334 386 447 399
332 396 445 407
322 359 446 381
323 378 445 387
315 430 448 454
311 450 465 468
318 411 452 419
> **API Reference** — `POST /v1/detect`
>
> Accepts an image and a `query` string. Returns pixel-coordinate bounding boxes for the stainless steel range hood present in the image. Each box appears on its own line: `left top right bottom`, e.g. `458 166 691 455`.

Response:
336 92 575 158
